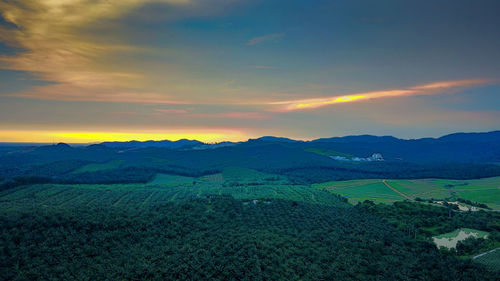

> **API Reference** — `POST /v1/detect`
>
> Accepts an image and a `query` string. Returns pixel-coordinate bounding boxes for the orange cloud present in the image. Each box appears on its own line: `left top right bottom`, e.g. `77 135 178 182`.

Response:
271 79 491 111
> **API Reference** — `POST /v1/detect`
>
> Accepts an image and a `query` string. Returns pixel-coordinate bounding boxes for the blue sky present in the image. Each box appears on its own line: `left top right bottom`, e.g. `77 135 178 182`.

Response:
0 0 499 142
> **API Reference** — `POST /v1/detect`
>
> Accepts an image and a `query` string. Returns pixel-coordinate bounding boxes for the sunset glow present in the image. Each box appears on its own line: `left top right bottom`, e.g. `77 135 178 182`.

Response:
0 130 247 143
273 80 490 111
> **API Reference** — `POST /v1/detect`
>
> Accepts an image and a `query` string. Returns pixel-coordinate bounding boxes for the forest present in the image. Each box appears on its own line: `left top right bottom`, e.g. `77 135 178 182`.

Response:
1 196 497 281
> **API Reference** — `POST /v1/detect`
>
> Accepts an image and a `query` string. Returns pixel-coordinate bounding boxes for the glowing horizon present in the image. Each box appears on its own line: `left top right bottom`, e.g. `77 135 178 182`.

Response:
0 130 249 143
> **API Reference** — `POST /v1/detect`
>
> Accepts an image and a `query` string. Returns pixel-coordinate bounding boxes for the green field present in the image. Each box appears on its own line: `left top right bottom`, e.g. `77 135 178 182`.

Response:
314 177 500 209
474 249 500 272
313 179 405 204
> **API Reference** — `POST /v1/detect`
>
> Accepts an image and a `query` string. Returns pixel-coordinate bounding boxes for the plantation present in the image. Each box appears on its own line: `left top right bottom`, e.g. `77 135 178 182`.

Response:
474 249 500 272
1 143 500 279
0 181 347 212
1 190 496 280
2 169 500 279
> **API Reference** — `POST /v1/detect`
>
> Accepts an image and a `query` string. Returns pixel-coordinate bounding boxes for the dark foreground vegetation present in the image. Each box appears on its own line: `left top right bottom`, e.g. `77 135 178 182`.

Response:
0 196 497 281
358 201 500 257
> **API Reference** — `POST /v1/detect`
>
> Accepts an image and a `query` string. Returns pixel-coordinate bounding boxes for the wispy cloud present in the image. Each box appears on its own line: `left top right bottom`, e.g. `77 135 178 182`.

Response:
214 112 269 119
270 79 491 111
182 111 270 120
246 33 285 46
0 0 198 104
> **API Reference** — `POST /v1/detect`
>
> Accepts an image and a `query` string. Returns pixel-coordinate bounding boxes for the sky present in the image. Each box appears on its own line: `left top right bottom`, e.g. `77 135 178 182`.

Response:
0 0 499 143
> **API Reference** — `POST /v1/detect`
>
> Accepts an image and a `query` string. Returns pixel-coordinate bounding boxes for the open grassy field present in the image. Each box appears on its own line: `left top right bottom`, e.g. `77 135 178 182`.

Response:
313 179 405 204
314 177 500 209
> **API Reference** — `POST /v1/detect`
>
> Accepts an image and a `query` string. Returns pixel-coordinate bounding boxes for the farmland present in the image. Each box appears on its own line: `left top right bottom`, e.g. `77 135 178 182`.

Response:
0 168 347 213
474 249 500 272
314 177 500 209
1 154 500 280
1 167 500 280
313 179 405 204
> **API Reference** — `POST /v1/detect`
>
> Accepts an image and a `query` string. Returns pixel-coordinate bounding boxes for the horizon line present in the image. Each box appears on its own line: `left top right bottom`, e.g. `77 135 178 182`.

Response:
0 130 498 146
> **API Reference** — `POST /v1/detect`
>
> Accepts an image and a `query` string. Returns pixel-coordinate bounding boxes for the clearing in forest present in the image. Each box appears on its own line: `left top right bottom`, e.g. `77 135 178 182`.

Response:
432 228 489 249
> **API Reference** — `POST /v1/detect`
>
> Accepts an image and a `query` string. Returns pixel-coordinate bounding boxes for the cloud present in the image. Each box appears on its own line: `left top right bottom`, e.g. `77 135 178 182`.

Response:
181 111 270 119
270 79 492 112
215 112 269 119
246 33 285 46
114 109 269 119
0 0 205 104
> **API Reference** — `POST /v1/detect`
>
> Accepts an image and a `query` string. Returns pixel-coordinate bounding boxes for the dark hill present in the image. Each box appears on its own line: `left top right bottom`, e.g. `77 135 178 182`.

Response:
101 139 203 149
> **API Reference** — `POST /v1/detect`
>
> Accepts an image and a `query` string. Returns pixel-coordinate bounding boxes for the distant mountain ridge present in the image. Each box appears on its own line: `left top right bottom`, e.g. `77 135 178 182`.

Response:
101 139 203 149
1 131 499 165
437 131 500 142
1 130 500 185
95 130 500 148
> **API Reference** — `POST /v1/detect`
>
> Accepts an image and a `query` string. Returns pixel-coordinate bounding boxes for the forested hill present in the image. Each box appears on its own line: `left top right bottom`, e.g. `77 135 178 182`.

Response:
248 131 500 163
0 131 500 186
95 131 500 163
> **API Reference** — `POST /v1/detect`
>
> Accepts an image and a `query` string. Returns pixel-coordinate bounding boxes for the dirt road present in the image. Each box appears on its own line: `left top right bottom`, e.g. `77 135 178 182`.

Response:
382 180 414 201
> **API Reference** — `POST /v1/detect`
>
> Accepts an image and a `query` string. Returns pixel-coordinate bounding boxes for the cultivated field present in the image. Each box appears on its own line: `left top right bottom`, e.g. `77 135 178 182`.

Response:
474 249 500 272
314 177 500 209
313 179 405 204
0 168 346 212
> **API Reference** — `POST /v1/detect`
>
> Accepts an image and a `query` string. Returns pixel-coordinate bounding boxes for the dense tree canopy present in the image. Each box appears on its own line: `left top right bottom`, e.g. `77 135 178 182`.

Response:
0 197 496 280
